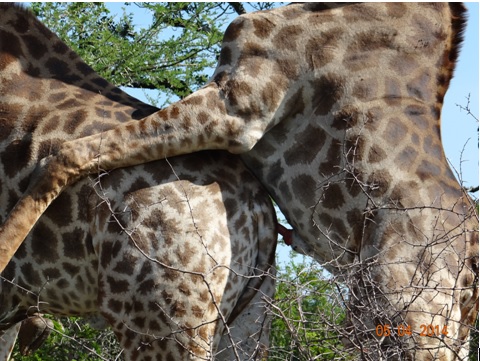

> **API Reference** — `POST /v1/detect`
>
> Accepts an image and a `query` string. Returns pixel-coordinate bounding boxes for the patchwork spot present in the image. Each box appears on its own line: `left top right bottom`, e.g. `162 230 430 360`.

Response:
280 87 305 123
252 18 275 39
322 183 345 209
107 276 129 293
266 160 284 188
319 140 342 176
284 125 326 166
226 79 252 107
367 170 392 197
113 254 138 276
23 34 47 60
389 55 420 77
352 78 378 101
422 136 443 161
1 137 32 178
31 223 59 264
223 17 246 43
20 262 41 286
305 29 339 69
218 46 232 66
63 229 88 260
391 180 419 201
383 118 408 144
368 144 387 163
45 57 70 77
291 174 316 206
404 105 429 130
384 78 403 105
407 72 433 101
394 146 418 169
311 74 345 115
261 81 282 112
108 299 123 314
0 30 23 70
416 160 441 181
273 25 303 51
63 262 80 278
385 3 407 18
52 40 69 55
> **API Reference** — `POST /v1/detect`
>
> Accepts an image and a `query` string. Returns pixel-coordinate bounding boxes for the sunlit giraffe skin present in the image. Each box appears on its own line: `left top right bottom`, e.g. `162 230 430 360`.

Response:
0 4 277 360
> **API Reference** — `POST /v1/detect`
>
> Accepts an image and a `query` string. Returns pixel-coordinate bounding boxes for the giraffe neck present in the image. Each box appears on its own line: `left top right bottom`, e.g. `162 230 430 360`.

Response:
236 3 469 267
0 3 158 218
0 4 154 118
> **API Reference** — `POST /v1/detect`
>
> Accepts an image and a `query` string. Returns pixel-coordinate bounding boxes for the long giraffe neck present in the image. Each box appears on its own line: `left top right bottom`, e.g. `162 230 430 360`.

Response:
0 4 157 216
0 4 154 114
237 3 471 264
0 3 159 264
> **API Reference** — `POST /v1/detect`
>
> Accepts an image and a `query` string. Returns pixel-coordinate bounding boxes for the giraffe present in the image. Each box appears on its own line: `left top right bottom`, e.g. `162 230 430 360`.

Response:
1 314 53 358
0 2 478 360
0 3 277 360
0 325 20 361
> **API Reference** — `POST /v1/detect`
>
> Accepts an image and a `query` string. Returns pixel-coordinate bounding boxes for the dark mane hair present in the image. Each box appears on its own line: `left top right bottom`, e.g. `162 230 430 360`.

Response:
448 3 468 77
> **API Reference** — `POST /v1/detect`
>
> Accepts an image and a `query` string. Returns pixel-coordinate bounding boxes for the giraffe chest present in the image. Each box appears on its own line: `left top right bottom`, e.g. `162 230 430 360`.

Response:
241 110 370 265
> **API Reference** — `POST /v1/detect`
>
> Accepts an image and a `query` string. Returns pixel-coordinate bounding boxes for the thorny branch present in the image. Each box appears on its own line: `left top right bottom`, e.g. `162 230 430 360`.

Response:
7 125 477 360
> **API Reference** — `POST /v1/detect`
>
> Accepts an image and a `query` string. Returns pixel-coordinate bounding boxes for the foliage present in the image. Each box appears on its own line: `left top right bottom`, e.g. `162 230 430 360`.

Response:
11 316 122 361
30 2 271 106
470 317 479 361
268 254 350 360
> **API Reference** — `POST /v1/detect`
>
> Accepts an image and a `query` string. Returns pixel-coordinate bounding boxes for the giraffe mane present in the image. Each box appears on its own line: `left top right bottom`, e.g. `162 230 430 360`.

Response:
434 3 467 105
447 3 467 78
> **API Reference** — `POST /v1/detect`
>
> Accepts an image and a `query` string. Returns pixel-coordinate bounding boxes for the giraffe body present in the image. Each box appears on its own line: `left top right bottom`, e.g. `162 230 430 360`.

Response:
1 152 276 360
0 4 276 359
0 3 478 360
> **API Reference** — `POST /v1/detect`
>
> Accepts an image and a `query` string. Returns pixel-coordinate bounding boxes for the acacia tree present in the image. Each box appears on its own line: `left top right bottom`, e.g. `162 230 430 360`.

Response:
30 2 274 105
269 254 350 360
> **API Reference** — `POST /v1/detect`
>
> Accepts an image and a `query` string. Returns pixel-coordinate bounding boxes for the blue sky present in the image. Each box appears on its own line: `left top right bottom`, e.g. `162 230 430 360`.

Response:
441 2 478 193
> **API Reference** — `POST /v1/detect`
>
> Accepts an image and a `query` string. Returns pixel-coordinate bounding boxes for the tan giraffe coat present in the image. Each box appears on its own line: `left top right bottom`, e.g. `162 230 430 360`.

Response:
0 3 478 360
0 4 277 360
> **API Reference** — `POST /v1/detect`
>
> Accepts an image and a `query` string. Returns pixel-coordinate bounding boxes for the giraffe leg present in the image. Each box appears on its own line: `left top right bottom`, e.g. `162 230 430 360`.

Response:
218 267 275 360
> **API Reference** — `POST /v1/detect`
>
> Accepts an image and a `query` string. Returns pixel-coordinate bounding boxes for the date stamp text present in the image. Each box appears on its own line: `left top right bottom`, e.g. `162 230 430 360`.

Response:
375 324 448 337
